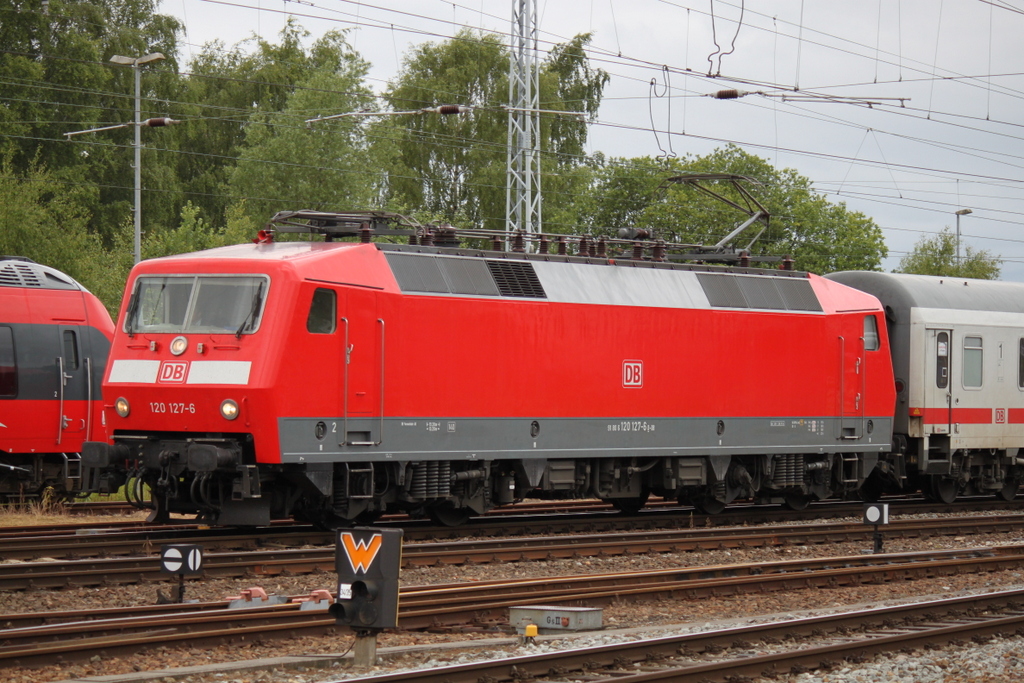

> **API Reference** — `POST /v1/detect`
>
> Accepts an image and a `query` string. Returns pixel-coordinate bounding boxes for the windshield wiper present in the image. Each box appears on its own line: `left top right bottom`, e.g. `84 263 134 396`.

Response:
124 292 140 338
235 281 266 338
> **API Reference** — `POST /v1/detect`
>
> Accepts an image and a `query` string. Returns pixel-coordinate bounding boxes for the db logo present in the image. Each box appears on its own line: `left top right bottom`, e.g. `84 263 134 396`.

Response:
996 408 1006 424
622 360 643 388
158 361 189 383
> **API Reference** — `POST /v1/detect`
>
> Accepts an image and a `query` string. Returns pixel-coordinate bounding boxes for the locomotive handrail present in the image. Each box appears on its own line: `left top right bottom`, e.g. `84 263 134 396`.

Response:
341 316 350 445
56 356 65 446
85 357 92 443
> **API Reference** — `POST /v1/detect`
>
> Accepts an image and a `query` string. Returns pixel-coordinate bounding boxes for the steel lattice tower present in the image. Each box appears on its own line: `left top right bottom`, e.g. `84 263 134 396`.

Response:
505 0 541 247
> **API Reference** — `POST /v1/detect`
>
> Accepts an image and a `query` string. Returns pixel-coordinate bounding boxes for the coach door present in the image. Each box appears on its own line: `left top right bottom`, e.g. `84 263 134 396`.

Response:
924 329 953 435
838 334 864 440
339 289 384 446
55 325 91 447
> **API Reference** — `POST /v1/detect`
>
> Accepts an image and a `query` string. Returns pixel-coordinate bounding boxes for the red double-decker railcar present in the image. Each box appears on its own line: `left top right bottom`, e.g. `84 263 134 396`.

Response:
82 212 896 526
1 257 114 502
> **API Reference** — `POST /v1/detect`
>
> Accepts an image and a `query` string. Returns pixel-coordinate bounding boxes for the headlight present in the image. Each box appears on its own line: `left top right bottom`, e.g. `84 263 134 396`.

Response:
220 399 239 420
170 336 188 356
115 397 130 418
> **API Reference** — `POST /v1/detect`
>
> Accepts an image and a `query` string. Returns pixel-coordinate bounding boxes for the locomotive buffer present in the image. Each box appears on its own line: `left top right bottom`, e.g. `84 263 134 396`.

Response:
331 527 403 667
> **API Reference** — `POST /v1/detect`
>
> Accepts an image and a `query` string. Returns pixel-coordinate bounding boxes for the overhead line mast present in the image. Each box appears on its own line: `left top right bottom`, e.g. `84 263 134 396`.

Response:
505 0 542 250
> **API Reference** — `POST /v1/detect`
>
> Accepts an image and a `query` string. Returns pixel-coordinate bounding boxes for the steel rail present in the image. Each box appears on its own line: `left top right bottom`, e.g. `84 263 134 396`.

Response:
332 588 1024 683
3 515 1024 590
4 546 1024 667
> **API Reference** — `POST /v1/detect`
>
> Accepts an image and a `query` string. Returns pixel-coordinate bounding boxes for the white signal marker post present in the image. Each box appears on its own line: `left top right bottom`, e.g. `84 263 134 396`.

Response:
160 544 204 602
862 503 889 554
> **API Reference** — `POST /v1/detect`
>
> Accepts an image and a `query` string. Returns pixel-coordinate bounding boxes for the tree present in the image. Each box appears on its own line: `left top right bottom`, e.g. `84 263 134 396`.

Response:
225 28 377 223
0 0 183 243
0 157 121 312
895 228 1001 279
381 30 607 230
578 146 887 274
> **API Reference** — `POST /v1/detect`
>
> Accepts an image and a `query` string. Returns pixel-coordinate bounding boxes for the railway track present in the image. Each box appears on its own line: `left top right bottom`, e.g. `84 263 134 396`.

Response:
346 588 1024 683
4 497 1022 563
2 513 1024 590
2 545 1024 668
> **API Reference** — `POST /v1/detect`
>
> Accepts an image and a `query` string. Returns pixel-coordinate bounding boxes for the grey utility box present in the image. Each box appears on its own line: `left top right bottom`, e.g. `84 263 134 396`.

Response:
509 605 603 634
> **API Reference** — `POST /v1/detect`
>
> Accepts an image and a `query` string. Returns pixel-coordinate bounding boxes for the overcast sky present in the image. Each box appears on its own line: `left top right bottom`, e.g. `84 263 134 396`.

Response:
163 0 1024 280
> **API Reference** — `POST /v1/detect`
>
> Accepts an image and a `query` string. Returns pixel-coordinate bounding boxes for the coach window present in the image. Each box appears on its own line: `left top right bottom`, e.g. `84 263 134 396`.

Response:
936 332 949 389
963 336 983 388
306 288 336 334
62 330 79 371
863 315 880 351
0 326 15 397
1019 339 1024 389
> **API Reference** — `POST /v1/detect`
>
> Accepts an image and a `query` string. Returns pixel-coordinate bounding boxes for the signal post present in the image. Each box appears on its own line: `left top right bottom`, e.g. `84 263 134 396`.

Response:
331 527 403 667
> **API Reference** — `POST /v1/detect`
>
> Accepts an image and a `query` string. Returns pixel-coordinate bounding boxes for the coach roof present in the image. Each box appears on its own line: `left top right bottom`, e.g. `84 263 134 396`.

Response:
826 271 1024 315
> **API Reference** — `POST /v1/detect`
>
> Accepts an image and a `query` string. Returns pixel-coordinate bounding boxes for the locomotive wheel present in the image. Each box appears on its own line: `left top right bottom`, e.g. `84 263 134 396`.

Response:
928 476 958 505
996 480 1020 502
609 491 650 515
428 504 472 527
691 495 726 515
781 493 811 511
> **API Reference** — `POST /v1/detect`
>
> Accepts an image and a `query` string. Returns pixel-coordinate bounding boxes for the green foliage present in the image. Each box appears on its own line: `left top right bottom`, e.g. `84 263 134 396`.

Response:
578 146 887 274
895 227 1001 279
381 30 608 231
226 29 376 223
0 7 891 305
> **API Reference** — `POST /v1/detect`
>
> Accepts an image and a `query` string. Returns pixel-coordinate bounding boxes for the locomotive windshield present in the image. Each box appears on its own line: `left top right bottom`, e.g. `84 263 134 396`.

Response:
126 275 269 335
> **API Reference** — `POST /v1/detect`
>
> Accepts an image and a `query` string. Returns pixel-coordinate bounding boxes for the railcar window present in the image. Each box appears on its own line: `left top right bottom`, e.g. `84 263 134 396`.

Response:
863 315 879 351
963 336 983 388
936 332 949 389
307 288 336 334
0 326 15 397
1019 339 1024 389
62 330 79 371
129 275 268 334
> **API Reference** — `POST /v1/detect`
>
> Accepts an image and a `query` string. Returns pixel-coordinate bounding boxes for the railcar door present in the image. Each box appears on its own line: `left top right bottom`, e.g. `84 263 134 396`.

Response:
339 289 383 446
923 328 953 435
839 334 863 439
55 325 91 447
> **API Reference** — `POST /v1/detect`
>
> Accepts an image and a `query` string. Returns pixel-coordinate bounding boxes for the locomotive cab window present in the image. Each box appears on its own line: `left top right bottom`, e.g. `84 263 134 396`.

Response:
963 336 983 389
863 315 879 351
0 326 15 398
306 288 336 334
128 275 269 335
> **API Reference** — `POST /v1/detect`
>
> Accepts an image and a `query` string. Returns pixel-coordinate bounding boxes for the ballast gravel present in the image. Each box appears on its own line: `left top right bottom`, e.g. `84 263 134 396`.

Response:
2 514 1023 683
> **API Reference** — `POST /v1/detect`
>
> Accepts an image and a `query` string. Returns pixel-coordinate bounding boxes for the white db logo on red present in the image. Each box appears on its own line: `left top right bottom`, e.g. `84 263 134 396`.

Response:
158 361 189 383
622 360 643 388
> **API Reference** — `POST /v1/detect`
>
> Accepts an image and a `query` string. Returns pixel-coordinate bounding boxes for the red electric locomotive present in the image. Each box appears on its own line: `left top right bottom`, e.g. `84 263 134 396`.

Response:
82 212 896 526
0 257 114 502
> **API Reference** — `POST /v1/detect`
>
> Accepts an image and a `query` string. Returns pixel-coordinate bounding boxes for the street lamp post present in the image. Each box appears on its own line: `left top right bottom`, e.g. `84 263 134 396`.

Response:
955 208 973 266
110 52 166 264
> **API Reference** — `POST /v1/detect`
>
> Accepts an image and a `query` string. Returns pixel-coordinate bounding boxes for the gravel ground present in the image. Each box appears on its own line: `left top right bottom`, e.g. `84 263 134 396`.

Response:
3 515 1024 683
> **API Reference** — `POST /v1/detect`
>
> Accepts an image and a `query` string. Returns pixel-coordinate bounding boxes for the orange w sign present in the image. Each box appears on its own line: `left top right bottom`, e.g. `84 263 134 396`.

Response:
340 532 383 574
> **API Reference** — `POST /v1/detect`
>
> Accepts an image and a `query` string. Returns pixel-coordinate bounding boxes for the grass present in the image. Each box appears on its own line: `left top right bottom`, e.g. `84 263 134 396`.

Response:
0 487 148 526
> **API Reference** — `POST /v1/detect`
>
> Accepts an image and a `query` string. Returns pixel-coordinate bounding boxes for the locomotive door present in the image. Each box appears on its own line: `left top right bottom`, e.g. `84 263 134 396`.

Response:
923 328 953 435
339 289 383 446
55 325 91 447
838 335 863 440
